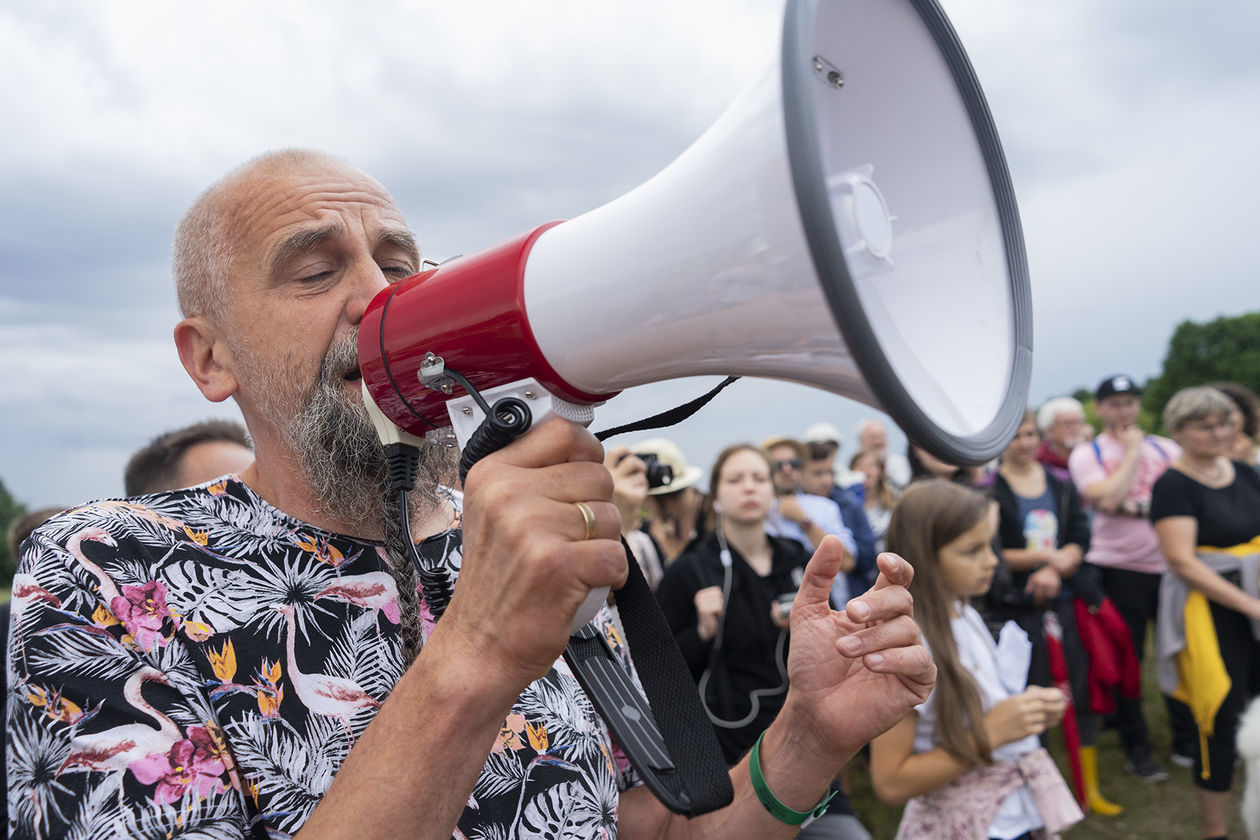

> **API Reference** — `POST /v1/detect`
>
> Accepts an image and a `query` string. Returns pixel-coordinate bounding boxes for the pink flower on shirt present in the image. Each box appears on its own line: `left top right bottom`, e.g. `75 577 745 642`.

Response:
110 580 173 651
130 726 228 805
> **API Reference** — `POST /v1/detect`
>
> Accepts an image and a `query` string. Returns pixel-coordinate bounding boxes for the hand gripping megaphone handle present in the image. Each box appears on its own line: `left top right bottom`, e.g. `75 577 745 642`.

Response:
438 389 733 814
456 392 610 632
444 376 609 632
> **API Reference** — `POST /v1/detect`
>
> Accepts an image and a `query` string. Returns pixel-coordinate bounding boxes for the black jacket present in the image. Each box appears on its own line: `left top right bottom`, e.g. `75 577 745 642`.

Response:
992 465 1091 555
990 465 1102 608
655 532 809 764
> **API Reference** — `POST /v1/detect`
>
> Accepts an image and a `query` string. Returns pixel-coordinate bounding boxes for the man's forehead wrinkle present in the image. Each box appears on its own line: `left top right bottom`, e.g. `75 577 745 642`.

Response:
230 163 399 227
228 176 410 271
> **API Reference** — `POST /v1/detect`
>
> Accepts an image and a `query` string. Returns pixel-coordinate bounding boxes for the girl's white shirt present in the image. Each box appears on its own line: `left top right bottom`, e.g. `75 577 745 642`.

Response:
912 605 1044 840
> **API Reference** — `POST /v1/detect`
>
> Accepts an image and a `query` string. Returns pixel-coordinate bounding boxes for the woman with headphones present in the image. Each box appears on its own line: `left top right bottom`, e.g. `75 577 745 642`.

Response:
655 443 870 839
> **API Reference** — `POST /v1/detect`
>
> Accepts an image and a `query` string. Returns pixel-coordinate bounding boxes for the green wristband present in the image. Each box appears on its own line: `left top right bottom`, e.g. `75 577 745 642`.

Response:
749 731 837 827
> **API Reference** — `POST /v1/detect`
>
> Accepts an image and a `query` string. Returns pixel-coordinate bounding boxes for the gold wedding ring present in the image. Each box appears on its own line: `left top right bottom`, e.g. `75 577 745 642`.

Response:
574 501 598 541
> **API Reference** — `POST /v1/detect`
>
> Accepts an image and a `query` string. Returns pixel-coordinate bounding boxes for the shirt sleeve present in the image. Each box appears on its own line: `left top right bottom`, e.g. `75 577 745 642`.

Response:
1067 442 1105 497
803 496 856 555
1149 470 1198 523
7 526 249 839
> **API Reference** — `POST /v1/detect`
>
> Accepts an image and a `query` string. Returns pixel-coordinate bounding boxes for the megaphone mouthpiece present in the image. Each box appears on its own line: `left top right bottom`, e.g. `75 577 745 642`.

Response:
358 222 618 437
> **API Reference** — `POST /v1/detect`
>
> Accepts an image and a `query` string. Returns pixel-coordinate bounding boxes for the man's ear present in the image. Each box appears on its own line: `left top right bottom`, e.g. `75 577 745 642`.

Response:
175 317 238 403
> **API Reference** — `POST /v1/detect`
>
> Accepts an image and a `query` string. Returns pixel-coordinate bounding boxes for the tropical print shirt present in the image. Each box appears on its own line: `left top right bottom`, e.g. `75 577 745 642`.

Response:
7 477 638 839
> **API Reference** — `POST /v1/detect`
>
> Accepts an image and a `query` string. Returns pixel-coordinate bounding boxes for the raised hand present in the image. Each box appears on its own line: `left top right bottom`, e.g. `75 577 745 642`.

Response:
602 445 649 536
779 538 936 760
775 494 809 526
694 586 725 642
1118 425 1146 451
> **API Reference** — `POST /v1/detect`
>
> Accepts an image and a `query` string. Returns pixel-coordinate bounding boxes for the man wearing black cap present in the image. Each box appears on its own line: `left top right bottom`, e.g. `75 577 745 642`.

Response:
1068 375 1191 780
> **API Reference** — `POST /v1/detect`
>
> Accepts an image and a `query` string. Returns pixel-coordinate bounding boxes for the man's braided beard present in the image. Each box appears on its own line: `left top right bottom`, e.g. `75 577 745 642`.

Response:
230 330 454 662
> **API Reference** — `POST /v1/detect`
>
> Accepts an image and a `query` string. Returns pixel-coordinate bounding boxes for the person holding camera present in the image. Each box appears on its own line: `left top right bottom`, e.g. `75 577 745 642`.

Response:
630 437 706 566
655 443 871 839
603 445 665 589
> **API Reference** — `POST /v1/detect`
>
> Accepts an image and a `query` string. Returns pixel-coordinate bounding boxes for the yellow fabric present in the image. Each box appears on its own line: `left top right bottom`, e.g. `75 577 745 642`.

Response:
1172 541 1253 781
1197 535 1260 557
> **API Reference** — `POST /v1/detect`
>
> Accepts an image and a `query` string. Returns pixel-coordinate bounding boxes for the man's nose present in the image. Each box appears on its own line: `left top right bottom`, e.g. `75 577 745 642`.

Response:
345 262 391 326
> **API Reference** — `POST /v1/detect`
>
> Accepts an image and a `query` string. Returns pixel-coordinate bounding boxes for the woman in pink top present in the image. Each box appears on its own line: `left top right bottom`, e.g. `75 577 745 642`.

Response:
1067 374 1189 778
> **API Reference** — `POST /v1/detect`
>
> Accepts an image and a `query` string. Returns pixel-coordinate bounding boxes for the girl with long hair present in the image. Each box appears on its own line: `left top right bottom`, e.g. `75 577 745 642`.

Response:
870 480 1081 839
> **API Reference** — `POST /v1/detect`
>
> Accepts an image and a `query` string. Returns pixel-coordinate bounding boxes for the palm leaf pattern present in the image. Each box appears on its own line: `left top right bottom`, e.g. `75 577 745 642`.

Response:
161 561 266 635
517 781 609 839
9 479 637 838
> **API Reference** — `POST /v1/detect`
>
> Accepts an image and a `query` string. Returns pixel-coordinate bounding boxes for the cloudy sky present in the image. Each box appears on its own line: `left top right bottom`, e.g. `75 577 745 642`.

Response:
2 0 1257 509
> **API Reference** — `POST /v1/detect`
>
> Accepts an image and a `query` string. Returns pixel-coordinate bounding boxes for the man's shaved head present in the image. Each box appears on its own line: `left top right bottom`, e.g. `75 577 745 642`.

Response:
172 149 392 322
170 147 447 525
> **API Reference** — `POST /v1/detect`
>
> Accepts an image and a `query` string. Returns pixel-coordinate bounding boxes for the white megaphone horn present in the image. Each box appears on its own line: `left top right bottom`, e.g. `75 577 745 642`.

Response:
359 0 1032 471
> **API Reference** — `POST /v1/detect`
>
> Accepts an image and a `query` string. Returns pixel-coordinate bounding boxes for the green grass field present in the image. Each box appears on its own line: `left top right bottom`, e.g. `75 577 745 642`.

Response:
848 650 1244 838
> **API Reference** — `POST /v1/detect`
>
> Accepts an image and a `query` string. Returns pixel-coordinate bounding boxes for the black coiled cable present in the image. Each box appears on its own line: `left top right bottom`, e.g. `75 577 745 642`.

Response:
458 396 533 485
399 489 454 619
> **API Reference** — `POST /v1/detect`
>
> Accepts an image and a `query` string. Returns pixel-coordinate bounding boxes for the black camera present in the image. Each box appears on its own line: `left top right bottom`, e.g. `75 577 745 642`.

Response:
641 453 675 490
620 452 675 490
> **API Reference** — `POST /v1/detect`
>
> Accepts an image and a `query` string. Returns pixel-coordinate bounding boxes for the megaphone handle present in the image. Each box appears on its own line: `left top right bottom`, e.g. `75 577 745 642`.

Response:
402 395 536 627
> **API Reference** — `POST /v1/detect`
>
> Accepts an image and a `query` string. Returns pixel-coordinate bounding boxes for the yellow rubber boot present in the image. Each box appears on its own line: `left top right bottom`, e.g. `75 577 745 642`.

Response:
1080 745 1123 816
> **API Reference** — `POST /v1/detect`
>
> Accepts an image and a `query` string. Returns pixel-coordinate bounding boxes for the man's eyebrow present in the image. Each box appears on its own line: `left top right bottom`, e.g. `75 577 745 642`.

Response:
377 228 421 267
268 225 342 276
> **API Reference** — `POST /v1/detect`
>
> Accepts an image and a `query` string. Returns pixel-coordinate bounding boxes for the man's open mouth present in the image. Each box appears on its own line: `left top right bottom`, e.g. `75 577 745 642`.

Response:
343 367 362 382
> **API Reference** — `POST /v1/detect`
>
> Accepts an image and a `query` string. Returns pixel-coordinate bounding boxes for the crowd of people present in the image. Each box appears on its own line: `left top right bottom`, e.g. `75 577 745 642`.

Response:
3 147 1257 840
611 374 1260 840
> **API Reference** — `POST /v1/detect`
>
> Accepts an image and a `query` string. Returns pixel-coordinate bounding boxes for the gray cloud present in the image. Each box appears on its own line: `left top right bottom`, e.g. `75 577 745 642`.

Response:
2 0 1258 510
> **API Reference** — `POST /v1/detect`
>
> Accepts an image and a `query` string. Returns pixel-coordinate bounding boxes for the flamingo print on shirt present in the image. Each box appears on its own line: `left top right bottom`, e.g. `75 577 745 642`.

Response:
8 478 636 840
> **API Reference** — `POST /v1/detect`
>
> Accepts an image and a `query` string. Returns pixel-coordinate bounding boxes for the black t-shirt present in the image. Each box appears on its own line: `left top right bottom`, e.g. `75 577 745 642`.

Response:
1150 460 1260 547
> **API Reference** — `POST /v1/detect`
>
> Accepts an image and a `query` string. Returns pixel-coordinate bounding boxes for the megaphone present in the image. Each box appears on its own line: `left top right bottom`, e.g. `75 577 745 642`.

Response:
359 0 1031 466
357 0 1033 814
